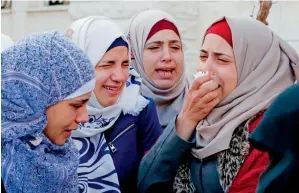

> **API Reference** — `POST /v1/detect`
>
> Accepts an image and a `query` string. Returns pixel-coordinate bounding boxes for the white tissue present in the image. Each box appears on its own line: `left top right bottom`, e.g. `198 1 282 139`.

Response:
194 71 214 88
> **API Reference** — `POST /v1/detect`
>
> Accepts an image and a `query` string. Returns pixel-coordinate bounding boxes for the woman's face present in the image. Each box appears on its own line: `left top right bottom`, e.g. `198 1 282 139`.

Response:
143 29 184 89
94 46 129 107
197 34 238 102
44 92 91 145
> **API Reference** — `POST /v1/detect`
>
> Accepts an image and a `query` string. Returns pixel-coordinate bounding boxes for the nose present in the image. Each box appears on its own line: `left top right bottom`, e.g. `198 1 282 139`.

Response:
197 56 214 73
161 47 172 63
75 106 89 124
111 66 128 83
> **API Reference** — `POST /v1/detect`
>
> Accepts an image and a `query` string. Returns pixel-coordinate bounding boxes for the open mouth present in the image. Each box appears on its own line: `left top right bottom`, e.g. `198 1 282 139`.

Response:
103 85 122 95
156 68 175 79
103 85 120 91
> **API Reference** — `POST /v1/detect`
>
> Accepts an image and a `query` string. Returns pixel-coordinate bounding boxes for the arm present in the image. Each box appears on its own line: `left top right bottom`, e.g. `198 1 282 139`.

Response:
138 75 222 193
138 116 194 193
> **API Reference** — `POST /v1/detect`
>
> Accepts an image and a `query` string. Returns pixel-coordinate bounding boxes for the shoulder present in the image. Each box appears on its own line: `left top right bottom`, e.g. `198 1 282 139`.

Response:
248 111 265 133
138 96 158 117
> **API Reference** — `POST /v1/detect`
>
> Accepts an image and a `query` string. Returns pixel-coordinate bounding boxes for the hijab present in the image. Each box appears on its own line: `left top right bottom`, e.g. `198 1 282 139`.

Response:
66 16 149 193
126 9 190 127
192 17 299 159
1 31 96 192
1 34 13 52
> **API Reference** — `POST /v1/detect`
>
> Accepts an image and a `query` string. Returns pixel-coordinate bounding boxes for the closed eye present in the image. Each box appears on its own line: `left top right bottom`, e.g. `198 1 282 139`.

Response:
217 59 229 62
148 46 159 50
170 46 180 50
72 104 82 108
122 60 129 66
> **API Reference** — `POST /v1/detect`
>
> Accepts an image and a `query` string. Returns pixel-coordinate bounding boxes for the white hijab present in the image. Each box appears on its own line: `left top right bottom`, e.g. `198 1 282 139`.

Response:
67 16 149 138
192 16 299 159
66 16 149 193
126 10 190 127
1 34 13 52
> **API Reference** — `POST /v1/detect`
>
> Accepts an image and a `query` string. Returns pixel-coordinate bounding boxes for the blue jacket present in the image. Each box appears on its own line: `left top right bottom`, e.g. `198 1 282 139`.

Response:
104 98 163 193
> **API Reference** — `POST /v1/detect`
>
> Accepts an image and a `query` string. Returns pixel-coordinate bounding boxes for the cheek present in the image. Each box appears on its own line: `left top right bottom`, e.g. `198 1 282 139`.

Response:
123 68 130 81
173 52 184 72
143 51 161 74
95 70 111 87
58 109 77 127
220 65 238 94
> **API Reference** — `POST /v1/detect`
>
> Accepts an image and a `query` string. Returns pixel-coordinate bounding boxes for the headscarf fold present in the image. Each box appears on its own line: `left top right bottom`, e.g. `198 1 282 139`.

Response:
1 34 13 52
126 9 190 127
192 16 299 159
1 31 96 192
67 16 149 193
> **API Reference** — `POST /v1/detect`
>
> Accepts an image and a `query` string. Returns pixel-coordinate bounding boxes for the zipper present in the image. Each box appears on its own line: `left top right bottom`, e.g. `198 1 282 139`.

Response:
108 123 135 153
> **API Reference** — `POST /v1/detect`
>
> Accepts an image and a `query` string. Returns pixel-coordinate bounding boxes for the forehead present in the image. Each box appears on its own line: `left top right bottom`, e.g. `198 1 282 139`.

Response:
202 34 233 55
146 29 181 43
102 46 128 58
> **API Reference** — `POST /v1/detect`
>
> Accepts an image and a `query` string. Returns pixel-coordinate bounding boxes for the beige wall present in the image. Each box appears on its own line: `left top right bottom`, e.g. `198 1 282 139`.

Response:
2 1 299 72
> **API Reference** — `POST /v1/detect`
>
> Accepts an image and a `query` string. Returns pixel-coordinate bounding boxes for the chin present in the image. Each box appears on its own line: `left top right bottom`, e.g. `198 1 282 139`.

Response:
105 98 118 107
154 80 175 90
53 139 66 146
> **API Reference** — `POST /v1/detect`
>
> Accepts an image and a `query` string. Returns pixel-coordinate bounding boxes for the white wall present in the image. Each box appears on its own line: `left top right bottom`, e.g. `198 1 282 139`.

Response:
2 1 299 72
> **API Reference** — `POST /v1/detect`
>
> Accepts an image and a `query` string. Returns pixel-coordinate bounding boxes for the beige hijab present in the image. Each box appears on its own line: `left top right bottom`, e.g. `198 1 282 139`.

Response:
126 9 190 127
192 16 299 159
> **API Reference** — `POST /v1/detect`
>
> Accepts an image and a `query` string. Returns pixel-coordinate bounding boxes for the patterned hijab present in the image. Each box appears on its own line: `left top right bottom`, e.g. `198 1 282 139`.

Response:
126 9 190 127
1 31 95 192
192 17 299 159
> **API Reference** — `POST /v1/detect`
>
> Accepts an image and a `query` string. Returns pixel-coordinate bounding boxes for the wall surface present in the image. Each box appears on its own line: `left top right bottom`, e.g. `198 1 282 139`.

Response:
2 1 299 72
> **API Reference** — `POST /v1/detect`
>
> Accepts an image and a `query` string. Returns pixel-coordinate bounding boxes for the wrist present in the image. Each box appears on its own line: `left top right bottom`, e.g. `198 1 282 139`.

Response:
176 113 197 141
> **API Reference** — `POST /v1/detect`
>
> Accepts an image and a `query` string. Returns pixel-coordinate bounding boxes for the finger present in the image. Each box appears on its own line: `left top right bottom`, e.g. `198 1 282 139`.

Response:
190 83 219 102
200 81 219 91
206 96 220 108
190 90 218 110
190 75 212 92
198 97 220 116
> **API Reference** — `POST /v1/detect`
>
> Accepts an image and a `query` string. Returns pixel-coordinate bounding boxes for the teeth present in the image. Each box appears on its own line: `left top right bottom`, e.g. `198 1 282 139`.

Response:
103 86 118 91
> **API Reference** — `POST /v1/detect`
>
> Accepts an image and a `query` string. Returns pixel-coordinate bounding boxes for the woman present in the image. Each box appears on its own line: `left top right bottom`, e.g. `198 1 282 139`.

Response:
249 84 299 193
138 17 299 193
1 31 96 192
126 9 190 128
66 16 163 193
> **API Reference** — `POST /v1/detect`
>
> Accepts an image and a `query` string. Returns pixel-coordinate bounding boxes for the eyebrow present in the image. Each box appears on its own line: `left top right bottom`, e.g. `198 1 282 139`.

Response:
200 49 233 58
146 40 181 45
72 99 89 104
102 60 115 64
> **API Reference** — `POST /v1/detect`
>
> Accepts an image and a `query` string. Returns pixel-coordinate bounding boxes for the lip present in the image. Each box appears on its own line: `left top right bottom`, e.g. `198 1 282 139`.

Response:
103 85 122 96
155 68 175 79
64 130 72 137
156 67 175 71
210 75 223 88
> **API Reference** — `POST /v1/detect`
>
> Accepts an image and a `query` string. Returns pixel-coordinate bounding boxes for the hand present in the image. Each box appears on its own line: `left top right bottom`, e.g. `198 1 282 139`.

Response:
176 75 221 140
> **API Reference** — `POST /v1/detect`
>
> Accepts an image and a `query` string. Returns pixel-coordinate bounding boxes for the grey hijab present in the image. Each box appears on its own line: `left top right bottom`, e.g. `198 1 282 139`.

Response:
192 16 299 159
126 9 190 127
